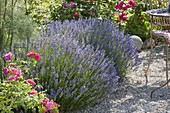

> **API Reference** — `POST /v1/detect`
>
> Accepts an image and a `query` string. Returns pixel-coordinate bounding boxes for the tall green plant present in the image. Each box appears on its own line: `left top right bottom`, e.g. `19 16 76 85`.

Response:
0 0 38 51
0 0 38 81
0 0 6 51
0 0 6 82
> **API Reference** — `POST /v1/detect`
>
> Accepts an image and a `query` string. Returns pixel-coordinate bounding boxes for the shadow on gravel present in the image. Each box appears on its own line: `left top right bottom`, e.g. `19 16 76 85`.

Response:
141 45 170 69
89 78 170 113
78 77 170 113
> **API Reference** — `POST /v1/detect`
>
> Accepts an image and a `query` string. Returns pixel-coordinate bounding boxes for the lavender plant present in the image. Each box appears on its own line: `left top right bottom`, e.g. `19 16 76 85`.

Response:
29 34 118 112
46 18 141 80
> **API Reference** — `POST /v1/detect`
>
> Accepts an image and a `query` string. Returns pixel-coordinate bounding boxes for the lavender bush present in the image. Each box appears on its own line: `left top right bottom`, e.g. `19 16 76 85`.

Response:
28 34 118 112
46 18 141 80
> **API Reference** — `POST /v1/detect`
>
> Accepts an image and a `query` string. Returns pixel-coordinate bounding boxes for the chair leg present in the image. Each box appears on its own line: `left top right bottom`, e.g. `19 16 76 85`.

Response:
150 43 169 98
144 36 153 87
165 43 169 86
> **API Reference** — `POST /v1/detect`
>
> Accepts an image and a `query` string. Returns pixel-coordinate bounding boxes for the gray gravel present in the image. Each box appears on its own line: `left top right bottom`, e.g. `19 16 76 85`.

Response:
73 45 170 113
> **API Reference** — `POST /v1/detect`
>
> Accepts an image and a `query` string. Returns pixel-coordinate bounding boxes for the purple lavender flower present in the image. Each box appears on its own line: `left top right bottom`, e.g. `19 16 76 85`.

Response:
28 30 118 112
25 18 141 112
46 18 141 80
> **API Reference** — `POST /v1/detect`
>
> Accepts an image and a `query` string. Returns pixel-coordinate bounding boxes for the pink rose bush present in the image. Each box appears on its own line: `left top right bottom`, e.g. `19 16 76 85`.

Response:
0 51 59 113
41 98 58 113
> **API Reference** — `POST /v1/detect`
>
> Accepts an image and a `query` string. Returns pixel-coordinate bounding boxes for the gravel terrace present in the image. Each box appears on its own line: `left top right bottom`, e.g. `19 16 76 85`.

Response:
73 45 170 113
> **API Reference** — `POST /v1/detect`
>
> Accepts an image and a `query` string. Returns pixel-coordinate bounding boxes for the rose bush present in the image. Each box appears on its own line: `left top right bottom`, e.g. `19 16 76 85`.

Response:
114 0 144 28
0 52 59 113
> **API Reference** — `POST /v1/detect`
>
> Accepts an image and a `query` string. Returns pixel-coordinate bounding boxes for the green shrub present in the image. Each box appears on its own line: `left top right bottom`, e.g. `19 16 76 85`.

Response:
0 0 38 52
0 52 59 113
27 0 117 23
124 0 150 41
124 12 150 41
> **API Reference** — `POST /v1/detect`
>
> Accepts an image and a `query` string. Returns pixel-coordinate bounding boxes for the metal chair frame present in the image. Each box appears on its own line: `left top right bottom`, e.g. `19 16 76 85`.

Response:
144 0 170 97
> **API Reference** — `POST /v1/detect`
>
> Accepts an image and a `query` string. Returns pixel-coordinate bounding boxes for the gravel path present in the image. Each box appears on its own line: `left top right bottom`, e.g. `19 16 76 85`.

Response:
74 45 170 113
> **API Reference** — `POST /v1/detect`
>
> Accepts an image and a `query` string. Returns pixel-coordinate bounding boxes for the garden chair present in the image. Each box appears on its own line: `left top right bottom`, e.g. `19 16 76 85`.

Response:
144 0 170 97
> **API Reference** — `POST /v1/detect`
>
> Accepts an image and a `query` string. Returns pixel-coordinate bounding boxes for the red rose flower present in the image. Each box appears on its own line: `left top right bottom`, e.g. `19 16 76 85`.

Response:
27 51 36 57
29 88 37 94
26 79 36 85
9 68 18 75
34 53 41 61
73 12 79 18
27 51 41 61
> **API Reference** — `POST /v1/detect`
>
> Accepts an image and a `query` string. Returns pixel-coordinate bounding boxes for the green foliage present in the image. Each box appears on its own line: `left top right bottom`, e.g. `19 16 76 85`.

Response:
124 12 150 41
27 0 117 23
27 0 61 24
0 52 59 113
116 0 150 41
4 10 37 48
0 0 38 52
26 0 151 43
0 80 44 112
52 0 117 21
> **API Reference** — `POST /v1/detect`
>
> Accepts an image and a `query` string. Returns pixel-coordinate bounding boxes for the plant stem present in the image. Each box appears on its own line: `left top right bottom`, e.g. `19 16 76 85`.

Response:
10 0 14 51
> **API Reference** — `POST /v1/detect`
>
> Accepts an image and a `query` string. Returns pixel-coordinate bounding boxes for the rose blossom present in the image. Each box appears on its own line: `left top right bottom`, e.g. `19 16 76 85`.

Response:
29 88 37 94
27 51 41 61
26 79 36 85
3 67 8 75
4 52 13 61
9 68 18 75
7 76 15 81
73 12 79 18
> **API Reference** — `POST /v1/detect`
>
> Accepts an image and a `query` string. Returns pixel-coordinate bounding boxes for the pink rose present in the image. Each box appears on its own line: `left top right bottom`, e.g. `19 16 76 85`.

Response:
27 51 36 57
34 53 41 61
16 69 21 76
14 75 19 81
29 88 37 94
3 67 8 75
40 98 57 113
73 12 79 18
7 76 15 81
46 101 57 111
115 1 124 10
40 98 50 106
4 52 13 61
128 0 136 7
68 1 75 8
9 68 18 75
26 79 36 85
9 63 16 66
27 51 41 61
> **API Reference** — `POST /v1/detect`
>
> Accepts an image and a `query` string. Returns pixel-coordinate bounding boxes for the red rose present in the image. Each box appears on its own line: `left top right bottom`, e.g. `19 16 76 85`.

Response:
26 79 36 85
